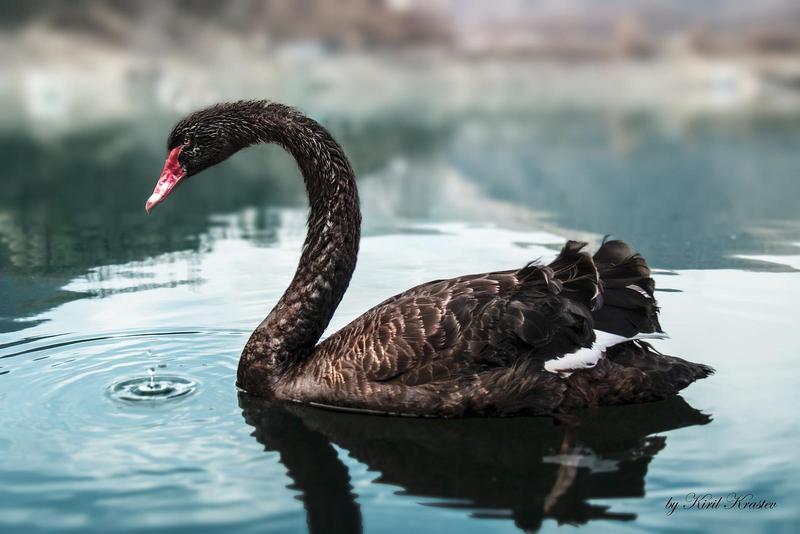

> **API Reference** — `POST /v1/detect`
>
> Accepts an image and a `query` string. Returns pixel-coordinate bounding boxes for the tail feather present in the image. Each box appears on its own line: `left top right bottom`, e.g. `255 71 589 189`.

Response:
562 342 715 409
507 241 600 358
592 239 662 337
548 238 714 407
543 240 601 309
607 341 715 394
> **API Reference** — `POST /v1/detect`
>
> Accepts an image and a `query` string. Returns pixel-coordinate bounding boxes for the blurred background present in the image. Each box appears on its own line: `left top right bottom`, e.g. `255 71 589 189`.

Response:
4 0 800 119
1 0 800 325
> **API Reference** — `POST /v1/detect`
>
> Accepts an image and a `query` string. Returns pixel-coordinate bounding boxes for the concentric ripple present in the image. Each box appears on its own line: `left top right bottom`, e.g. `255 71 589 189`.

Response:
0 327 306 531
107 372 197 402
0 327 246 430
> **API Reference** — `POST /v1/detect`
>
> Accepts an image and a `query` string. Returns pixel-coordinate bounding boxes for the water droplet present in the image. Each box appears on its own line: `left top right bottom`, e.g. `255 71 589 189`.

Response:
107 374 197 403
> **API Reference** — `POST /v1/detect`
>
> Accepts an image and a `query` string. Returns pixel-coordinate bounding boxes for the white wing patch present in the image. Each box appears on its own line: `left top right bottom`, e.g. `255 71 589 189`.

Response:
544 330 669 377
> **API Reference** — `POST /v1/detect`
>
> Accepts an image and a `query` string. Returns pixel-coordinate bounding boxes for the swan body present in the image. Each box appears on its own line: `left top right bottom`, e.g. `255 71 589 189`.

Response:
147 100 713 417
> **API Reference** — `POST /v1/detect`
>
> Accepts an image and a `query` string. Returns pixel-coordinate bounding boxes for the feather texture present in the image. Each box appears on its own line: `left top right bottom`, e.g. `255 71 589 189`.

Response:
591 239 662 337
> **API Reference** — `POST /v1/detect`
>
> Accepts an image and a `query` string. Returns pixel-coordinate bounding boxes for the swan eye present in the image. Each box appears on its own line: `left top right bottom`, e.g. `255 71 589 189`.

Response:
182 137 200 157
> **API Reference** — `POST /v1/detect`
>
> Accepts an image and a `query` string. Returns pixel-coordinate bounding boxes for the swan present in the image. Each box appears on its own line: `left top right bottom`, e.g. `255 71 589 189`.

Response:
145 100 713 417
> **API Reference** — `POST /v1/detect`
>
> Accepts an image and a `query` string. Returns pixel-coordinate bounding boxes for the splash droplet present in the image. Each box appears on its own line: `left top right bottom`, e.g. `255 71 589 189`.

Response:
107 374 196 403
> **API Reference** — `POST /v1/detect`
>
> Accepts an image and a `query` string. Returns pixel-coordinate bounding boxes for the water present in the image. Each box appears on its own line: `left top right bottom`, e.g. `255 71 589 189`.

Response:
1 109 799 533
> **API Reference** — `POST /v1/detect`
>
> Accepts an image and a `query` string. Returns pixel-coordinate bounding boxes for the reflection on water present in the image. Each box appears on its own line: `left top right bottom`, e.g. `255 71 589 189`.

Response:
240 395 711 533
0 113 450 331
2 111 800 332
1 108 799 532
449 112 800 270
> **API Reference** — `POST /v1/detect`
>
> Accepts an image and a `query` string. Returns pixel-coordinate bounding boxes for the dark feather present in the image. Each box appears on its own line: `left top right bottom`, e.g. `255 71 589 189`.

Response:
561 341 714 411
591 240 662 337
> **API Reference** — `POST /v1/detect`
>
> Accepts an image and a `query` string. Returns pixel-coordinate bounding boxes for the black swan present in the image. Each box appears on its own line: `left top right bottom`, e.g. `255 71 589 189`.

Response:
146 100 713 416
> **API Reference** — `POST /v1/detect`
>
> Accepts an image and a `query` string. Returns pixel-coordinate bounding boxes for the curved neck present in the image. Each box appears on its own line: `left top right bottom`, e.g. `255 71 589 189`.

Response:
239 103 360 379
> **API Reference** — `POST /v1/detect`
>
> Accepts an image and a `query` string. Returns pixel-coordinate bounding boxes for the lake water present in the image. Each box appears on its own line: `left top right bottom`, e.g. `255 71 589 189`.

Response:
1 109 798 533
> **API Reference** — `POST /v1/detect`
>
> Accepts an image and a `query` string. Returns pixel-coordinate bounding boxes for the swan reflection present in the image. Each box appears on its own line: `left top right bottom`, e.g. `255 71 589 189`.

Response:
240 395 711 533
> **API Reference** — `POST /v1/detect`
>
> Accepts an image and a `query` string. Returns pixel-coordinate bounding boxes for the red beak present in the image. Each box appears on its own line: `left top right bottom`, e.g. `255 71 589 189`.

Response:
146 146 186 214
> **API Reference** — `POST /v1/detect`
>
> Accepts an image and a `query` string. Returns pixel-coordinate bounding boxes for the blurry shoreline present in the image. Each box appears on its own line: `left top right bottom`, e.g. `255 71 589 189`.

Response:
2 0 799 131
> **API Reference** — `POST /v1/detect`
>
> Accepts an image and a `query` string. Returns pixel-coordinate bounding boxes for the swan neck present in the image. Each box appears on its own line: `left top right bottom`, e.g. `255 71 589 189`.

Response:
241 103 360 378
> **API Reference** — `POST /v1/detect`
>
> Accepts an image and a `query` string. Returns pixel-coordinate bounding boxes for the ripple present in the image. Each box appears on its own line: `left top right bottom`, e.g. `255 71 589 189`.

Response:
0 327 305 531
107 374 197 403
0 329 246 432
0 329 208 360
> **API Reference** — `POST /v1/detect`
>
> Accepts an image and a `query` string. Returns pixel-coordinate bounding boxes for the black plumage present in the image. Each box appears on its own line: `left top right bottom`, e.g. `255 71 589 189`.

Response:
148 100 713 417
591 238 662 337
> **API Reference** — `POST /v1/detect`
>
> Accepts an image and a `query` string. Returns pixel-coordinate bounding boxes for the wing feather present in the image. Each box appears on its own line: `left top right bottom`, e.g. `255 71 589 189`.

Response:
311 242 599 388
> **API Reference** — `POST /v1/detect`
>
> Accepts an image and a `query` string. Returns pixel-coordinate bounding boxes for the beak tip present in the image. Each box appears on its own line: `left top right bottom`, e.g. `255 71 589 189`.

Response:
145 194 161 215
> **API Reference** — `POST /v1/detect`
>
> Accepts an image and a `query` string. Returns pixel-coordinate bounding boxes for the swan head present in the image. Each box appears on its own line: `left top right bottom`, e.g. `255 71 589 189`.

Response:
146 102 257 213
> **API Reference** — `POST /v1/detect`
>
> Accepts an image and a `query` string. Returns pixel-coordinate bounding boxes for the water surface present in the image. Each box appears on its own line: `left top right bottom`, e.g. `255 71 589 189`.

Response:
1 110 798 533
